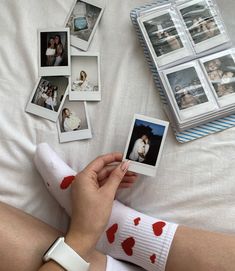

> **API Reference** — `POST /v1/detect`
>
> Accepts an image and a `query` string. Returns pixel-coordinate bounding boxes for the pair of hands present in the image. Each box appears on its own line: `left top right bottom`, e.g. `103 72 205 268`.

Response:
65 153 138 260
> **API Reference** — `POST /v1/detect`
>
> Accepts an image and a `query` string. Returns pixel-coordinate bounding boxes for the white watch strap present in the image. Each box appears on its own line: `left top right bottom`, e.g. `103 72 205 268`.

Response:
44 237 90 271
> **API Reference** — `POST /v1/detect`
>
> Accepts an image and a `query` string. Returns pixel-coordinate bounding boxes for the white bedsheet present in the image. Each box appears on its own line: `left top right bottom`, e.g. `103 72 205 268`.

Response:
0 0 235 241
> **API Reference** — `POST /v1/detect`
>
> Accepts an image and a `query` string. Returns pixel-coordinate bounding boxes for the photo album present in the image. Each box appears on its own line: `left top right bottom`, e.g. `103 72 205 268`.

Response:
133 0 235 133
26 0 105 143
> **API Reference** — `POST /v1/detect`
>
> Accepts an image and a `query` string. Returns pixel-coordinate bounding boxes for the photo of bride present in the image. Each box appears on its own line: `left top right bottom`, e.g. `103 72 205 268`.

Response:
72 70 95 92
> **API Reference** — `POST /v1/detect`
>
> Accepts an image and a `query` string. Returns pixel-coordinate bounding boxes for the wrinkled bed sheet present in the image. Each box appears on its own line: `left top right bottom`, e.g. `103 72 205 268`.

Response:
0 0 235 238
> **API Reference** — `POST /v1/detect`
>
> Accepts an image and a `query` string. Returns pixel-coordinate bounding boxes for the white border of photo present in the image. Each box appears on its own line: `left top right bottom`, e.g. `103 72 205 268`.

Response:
123 114 169 177
200 48 235 108
65 0 105 51
160 60 218 122
69 48 101 101
177 0 230 54
57 97 92 143
137 4 193 68
25 76 69 122
38 28 71 76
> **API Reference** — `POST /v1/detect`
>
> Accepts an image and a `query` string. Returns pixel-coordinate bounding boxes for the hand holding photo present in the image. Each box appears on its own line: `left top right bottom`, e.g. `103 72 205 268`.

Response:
123 114 169 177
65 0 105 51
38 28 71 76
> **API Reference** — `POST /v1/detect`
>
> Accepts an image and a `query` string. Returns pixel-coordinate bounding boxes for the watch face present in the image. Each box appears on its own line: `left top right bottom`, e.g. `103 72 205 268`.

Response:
43 237 62 260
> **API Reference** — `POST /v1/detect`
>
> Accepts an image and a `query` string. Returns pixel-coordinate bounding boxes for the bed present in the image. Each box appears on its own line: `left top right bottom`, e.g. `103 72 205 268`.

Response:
0 0 235 255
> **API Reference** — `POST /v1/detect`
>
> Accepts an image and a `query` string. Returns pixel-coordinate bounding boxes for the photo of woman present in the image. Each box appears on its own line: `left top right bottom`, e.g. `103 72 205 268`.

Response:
72 70 94 91
40 31 68 67
61 108 81 132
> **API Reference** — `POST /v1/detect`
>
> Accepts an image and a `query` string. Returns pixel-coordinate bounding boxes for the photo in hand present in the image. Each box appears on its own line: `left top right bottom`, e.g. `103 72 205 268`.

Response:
57 95 92 142
69 49 101 101
123 114 169 177
38 28 71 76
26 76 69 122
65 0 104 51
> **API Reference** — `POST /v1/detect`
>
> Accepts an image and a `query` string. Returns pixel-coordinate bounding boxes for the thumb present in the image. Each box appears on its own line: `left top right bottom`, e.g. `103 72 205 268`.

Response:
103 161 131 195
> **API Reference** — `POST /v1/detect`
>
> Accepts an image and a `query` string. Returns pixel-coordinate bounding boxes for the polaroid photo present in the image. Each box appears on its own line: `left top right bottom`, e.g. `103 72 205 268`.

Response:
200 49 235 108
69 49 101 101
123 114 169 177
26 76 69 122
65 0 105 51
38 28 71 76
161 61 218 121
137 6 192 67
178 0 230 53
57 95 92 143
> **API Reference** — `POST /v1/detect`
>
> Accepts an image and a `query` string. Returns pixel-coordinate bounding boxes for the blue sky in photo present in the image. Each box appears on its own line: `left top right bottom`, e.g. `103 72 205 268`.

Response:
135 119 165 136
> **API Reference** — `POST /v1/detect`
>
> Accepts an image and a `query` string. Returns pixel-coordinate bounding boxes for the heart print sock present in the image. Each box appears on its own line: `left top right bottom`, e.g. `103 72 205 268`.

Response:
96 200 178 271
34 142 76 215
34 143 178 271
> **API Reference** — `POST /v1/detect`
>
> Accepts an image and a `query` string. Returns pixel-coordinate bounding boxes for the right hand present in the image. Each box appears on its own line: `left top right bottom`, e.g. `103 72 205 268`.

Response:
65 153 138 260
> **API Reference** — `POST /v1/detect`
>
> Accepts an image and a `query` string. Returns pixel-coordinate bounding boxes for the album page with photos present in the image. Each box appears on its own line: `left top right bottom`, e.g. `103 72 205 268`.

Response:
135 0 235 132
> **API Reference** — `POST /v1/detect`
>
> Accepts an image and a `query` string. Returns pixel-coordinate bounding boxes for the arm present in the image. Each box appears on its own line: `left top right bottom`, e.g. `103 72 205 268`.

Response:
39 154 133 271
166 226 235 271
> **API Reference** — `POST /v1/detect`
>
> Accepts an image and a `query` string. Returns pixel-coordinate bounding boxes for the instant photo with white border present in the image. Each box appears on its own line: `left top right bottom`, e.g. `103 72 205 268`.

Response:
123 114 169 177
137 5 193 68
26 76 69 122
57 96 92 143
38 28 71 76
200 49 235 108
65 0 105 51
69 49 101 101
177 0 230 54
160 60 218 122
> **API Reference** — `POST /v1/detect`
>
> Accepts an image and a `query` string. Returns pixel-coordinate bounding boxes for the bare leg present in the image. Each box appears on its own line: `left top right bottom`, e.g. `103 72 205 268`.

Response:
166 226 235 271
0 202 106 271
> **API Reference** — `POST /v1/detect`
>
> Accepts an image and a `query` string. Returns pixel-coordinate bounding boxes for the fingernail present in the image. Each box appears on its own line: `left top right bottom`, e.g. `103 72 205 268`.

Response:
121 160 131 173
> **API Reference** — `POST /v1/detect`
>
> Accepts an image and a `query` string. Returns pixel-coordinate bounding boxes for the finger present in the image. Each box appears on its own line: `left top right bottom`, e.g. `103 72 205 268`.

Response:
119 183 135 189
99 174 137 187
85 153 123 173
97 165 137 182
102 160 131 196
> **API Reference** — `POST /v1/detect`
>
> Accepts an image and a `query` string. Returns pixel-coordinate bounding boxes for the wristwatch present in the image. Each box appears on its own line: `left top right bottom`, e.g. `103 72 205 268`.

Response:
43 237 90 271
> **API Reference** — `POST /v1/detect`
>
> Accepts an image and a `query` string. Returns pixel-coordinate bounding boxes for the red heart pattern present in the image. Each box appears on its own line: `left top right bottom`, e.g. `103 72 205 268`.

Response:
134 217 141 226
152 221 166 236
150 253 156 264
60 176 75 190
106 223 118 244
121 237 135 256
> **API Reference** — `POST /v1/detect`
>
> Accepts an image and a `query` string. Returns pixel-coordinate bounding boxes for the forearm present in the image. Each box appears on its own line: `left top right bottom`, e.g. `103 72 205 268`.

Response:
166 226 235 271
0 201 106 271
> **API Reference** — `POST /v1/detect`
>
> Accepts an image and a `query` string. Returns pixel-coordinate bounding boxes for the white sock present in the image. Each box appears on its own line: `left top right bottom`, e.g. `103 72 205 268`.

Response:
106 255 144 271
97 201 178 271
34 143 76 215
34 143 178 271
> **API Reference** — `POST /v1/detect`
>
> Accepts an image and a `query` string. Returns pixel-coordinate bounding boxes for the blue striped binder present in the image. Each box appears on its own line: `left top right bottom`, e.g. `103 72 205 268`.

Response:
130 1 235 143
